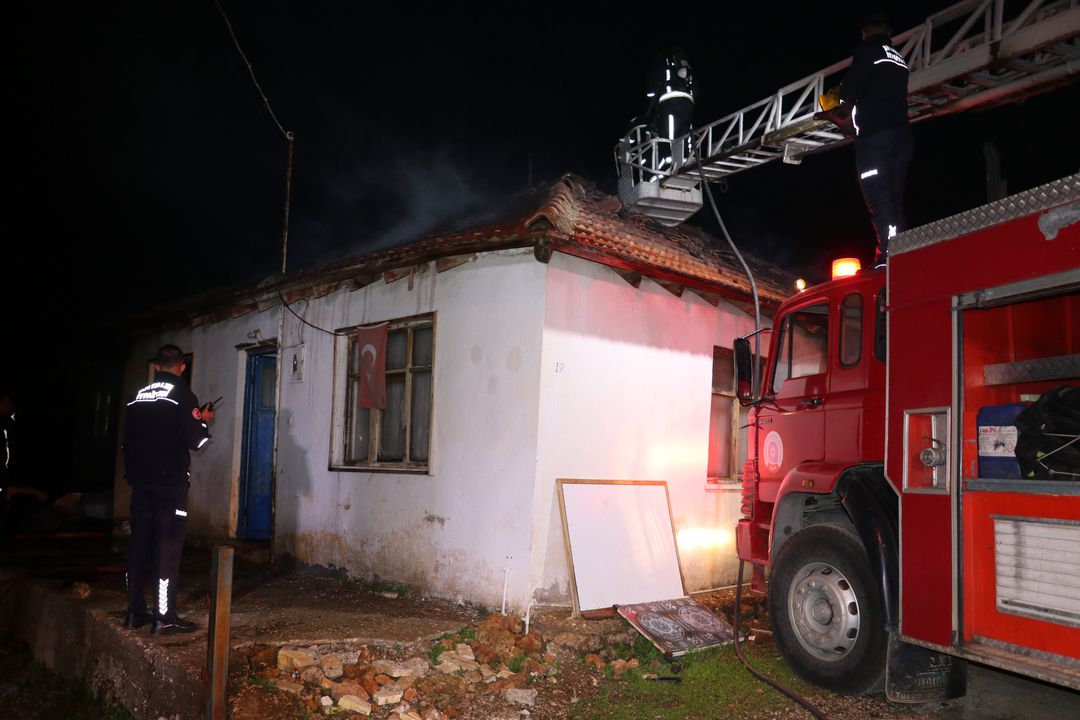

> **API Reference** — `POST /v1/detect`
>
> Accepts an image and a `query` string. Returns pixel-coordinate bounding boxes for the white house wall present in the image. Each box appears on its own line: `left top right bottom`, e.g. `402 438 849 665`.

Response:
529 253 759 606
113 309 280 540
275 250 545 611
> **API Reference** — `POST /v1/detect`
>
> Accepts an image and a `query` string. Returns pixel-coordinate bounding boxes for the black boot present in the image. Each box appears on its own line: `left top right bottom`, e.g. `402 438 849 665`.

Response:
123 609 153 629
151 615 197 635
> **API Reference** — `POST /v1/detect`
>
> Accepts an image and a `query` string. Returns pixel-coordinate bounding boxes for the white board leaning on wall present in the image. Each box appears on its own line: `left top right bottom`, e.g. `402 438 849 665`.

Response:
557 479 686 614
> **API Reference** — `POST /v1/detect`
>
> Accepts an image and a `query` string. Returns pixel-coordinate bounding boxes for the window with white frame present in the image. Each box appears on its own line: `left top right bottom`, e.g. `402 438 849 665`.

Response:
708 345 757 484
332 314 433 471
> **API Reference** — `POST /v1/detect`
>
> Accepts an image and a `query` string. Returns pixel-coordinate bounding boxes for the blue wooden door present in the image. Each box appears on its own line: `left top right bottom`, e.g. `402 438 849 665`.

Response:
239 351 276 540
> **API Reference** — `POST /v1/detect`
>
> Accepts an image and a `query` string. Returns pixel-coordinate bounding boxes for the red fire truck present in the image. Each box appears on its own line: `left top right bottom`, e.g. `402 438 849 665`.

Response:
733 174 1079 700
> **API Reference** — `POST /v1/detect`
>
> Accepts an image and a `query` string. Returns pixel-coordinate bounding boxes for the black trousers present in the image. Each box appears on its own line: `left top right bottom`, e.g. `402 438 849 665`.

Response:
127 483 188 619
855 126 913 263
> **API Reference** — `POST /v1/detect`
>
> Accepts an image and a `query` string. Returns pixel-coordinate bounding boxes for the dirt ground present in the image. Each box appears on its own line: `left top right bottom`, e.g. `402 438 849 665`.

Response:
2 521 1076 720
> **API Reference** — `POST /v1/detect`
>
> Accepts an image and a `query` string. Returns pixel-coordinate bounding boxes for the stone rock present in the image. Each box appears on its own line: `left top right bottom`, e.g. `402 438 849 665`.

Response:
522 658 545 676
278 648 318 671
373 686 404 706
504 688 537 707
272 679 303 695
490 674 526 692
476 615 521 662
301 666 326 684
401 712 422 720
375 673 393 686
420 709 443 720
472 643 501 666
514 631 543 657
337 695 372 715
495 669 515 679
479 613 523 635
247 645 279 669
462 670 483 685
373 659 406 677
479 664 496 680
402 687 419 703
360 670 381 697
583 653 605 670
320 653 344 680
341 662 367 680
319 677 336 691
415 674 466 704
402 657 431 677
454 643 474 661
330 681 368 702
320 696 334 707
72 581 91 600
355 645 375 664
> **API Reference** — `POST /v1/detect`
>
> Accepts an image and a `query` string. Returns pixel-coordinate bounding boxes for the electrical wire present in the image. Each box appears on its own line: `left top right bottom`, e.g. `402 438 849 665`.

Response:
734 561 830 720
276 288 352 337
213 0 290 142
687 139 829 720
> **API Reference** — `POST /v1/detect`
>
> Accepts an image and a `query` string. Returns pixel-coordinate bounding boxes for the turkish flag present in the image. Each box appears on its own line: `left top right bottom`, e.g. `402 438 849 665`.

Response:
356 323 388 409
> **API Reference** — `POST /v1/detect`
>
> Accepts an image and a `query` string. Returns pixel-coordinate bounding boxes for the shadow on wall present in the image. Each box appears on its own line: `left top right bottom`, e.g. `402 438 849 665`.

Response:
542 260 753 355
271 407 312 560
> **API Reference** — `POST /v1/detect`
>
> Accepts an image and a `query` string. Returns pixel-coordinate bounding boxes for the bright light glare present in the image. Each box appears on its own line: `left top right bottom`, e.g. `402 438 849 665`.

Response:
677 526 735 551
832 258 862 279
795 278 807 291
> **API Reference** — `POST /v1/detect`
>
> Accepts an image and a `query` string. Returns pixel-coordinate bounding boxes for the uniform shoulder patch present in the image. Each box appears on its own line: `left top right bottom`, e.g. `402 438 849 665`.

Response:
192 407 202 420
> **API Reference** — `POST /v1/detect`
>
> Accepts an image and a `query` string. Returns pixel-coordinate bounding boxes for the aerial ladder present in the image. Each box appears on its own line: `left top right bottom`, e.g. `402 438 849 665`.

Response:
616 0 1080 226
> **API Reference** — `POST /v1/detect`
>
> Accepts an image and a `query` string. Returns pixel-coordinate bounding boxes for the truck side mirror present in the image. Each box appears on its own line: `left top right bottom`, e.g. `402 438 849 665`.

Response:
734 337 754 402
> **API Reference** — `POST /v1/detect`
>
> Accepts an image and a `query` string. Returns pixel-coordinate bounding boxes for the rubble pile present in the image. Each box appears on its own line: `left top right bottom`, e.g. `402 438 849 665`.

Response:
245 613 558 718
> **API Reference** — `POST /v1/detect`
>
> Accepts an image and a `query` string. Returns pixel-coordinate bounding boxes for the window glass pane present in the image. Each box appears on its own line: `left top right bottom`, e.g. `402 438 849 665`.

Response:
789 303 829 379
410 370 432 462
260 363 276 408
771 319 791 395
386 330 408 370
712 347 733 393
707 394 734 477
346 379 370 462
737 404 750 473
413 326 433 366
875 290 887 362
379 376 406 461
840 294 863 367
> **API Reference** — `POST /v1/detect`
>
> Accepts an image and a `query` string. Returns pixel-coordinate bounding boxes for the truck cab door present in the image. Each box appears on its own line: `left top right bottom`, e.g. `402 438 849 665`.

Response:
756 300 830 502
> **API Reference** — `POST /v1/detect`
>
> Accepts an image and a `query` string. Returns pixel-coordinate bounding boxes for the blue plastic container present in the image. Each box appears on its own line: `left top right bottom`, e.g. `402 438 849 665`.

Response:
977 402 1027 479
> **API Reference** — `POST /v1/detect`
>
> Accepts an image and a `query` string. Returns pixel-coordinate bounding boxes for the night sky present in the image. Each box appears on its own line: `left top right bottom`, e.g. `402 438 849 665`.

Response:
7 1 1078 489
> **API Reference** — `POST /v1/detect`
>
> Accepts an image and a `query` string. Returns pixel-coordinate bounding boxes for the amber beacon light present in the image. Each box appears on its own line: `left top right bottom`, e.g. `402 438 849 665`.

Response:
831 257 862 279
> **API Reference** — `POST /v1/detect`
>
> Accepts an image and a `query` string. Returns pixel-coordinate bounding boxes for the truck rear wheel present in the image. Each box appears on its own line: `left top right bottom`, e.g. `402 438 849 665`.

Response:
768 523 887 694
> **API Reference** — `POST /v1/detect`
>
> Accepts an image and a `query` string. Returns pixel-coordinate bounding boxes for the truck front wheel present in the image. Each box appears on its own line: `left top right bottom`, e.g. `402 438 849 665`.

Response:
768 523 887 694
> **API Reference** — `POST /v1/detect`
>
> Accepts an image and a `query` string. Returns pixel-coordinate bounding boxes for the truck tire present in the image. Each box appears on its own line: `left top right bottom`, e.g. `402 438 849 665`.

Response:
768 523 887 694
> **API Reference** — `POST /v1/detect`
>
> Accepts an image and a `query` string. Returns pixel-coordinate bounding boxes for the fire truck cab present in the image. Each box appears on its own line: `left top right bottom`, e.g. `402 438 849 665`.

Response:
734 175 1080 699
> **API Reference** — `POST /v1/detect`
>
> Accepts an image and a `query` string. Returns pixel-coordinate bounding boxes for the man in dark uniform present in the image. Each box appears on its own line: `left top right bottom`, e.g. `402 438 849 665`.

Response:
646 48 695 172
122 344 214 634
839 14 912 266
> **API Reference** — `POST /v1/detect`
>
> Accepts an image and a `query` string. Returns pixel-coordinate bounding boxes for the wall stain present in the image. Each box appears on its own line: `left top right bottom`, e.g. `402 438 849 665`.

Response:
287 528 515 609
424 513 447 527
505 346 523 371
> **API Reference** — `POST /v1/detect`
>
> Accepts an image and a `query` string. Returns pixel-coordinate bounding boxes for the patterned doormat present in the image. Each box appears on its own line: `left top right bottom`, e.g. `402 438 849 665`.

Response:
616 596 741 657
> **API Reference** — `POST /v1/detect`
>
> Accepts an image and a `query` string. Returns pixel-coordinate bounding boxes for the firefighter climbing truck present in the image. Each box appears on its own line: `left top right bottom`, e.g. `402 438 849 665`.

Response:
733 174 1080 700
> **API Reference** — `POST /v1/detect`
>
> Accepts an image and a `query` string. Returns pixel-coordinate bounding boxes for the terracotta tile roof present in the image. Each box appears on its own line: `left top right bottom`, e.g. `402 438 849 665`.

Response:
133 173 794 331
